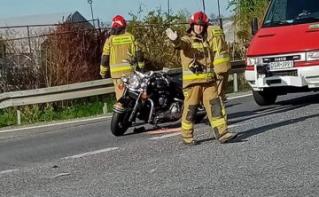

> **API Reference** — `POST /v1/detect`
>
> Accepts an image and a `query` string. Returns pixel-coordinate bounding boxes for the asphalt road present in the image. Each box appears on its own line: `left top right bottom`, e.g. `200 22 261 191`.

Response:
0 92 319 197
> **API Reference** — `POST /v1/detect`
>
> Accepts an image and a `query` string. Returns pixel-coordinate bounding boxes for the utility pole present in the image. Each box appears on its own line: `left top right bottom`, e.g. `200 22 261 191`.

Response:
217 0 223 29
202 0 206 13
87 0 95 27
167 0 170 17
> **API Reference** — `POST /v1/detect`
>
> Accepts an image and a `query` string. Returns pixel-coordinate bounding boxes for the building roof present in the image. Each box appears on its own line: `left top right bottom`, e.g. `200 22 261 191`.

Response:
0 11 94 39
0 11 93 27
0 11 94 54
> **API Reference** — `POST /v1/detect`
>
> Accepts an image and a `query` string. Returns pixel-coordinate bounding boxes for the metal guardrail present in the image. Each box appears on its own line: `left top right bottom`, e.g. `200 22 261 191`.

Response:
0 79 114 109
0 60 246 110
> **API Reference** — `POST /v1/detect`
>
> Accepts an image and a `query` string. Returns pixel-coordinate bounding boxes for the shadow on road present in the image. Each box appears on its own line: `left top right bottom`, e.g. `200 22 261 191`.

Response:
123 93 319 137
228 93 319 125
235 113 319 141
225 102 241 108
123 121 182 136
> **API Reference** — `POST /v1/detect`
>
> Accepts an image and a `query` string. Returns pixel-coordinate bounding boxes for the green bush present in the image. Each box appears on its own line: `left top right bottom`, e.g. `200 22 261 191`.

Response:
127 9 189 70
0 108 17 127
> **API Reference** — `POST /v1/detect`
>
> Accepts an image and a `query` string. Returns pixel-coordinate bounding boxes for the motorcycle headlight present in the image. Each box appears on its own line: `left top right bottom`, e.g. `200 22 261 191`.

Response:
141 82 147 88
121 77 128 84
128 74 141 89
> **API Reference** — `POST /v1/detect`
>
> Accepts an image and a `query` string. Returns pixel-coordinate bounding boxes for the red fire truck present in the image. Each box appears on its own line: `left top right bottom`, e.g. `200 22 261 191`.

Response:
245 0 319 105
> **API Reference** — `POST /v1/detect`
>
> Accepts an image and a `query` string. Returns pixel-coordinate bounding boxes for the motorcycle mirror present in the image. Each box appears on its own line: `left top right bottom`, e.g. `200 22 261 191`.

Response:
251 18 259 35
162 67 170 73
144 71 154 78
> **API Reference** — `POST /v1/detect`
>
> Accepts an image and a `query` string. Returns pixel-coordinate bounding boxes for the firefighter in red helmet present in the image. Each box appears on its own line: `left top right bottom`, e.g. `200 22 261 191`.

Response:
100 15 144 101
166 11 237 144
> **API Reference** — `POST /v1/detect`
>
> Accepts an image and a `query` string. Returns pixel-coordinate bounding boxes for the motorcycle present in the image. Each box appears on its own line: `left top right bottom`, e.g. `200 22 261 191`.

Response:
110 69 205 136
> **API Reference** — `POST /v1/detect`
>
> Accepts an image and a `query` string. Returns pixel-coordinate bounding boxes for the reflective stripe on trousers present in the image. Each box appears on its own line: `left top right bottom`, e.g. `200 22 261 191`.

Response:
182 121 193 130
182 70 213 81
213 54 230 66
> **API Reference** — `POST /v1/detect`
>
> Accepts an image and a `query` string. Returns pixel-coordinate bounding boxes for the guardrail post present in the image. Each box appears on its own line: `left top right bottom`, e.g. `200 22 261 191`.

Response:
103 103 108 114
233 73 238 92
17 110 21 125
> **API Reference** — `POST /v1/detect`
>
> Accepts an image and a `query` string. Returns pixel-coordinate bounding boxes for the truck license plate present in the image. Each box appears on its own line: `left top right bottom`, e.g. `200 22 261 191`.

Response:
268 61 294 71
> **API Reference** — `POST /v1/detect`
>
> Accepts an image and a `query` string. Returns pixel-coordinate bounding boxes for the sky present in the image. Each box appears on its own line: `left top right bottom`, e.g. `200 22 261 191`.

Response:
0 0 233 22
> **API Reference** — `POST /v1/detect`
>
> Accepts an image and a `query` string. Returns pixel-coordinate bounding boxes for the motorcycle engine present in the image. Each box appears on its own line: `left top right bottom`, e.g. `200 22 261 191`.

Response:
169 102 182 119
148 73 170 109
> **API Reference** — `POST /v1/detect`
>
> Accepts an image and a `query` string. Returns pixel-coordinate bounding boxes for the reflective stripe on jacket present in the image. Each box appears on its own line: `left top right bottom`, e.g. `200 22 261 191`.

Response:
208 25 231 74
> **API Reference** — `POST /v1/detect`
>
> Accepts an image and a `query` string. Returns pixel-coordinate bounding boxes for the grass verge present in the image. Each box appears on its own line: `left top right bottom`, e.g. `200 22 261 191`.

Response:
0 95 116 128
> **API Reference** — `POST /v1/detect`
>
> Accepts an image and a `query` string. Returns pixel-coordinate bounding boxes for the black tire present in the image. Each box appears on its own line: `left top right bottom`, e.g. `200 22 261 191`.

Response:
111 111 130 136
253 90 277 106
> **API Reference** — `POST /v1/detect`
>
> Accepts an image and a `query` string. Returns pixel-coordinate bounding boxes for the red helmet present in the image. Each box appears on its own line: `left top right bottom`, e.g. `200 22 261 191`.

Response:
111 15 127 28
189 11 209 26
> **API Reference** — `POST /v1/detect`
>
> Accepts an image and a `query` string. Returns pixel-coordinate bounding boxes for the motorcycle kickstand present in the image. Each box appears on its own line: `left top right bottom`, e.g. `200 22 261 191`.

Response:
153 119 162 130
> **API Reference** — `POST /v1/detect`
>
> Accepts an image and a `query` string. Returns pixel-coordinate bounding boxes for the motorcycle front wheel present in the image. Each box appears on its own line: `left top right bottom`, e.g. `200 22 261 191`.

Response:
110 111 131 136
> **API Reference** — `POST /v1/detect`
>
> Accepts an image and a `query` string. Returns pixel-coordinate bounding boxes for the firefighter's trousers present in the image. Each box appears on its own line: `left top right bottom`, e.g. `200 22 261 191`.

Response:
181 82 228 143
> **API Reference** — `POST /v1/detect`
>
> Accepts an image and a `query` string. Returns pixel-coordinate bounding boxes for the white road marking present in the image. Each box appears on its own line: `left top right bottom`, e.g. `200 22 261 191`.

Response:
229 124 241 129
51 173 71 179
0 169 19 175
146 127 180 135
228 93 252 100
149 132 181 140
0 116 111 134
63 147 119 159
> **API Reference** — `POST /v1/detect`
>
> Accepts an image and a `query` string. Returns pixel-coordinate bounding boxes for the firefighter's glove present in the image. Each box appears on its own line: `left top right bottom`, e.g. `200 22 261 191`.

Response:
136 62 145 72
136 50 144 69
137 62 145 69
100 65 109 78
125 52 137 66
166 28 178 41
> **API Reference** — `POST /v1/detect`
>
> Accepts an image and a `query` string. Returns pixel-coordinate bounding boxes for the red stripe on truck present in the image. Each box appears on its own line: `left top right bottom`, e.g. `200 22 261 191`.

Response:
295 60 319 67
246 65 255 71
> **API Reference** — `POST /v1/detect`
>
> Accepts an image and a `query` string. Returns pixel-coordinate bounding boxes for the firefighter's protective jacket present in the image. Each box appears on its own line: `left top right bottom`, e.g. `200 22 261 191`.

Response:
102 32 141 79
173 27 231 88
173 32 215 88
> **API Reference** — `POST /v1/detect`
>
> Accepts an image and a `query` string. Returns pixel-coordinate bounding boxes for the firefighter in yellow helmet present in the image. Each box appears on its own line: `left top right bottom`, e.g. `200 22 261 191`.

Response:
100 15 144 101
208 25 231 101
166 11 237 144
